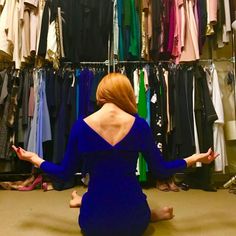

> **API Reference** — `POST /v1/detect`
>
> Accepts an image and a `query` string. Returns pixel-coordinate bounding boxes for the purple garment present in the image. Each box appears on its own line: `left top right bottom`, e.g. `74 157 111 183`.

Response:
167 0 175 53
197 0 207 54
79 69 94 118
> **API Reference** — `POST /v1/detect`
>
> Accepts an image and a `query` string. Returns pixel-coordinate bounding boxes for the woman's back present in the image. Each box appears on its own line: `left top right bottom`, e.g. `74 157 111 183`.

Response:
83 103 136 147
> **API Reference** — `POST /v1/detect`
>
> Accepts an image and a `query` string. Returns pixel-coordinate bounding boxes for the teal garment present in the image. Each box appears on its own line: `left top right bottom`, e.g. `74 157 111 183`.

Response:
123 0 131 27
122 0 131 59
146 89 151 125
118 0 124 60
129 0 141 58
138 70 148 181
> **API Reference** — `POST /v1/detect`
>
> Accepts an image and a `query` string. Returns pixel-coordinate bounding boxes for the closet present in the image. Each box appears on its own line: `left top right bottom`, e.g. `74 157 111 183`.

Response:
0 0 235 191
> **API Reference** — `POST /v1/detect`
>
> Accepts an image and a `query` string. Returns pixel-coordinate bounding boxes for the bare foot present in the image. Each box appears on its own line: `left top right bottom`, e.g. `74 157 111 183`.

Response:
69 190 82 208
150 207 174 222
42 182 54 191
167 179 179 192
156 180 169 191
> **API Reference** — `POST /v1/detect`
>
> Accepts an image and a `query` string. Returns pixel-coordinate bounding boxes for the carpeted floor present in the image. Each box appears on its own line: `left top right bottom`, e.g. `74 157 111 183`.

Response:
0 186 235 236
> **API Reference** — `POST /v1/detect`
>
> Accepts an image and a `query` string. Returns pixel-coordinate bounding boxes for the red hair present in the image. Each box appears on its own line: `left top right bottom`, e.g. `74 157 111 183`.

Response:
96 73 137 114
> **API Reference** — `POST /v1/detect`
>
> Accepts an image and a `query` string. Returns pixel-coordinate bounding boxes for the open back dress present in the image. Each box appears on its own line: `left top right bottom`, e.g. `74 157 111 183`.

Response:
40 115 187 236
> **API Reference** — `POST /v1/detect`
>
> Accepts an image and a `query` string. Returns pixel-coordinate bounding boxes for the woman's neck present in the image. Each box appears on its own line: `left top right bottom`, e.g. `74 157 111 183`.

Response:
99 103 124 117
101 103 121 111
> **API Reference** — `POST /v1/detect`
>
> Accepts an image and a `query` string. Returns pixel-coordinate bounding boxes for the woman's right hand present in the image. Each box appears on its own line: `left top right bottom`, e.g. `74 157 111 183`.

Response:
12 145 44 167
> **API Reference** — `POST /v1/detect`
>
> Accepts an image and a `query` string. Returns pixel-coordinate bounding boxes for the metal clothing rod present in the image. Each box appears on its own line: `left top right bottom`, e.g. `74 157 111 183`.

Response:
115 60 172 64
79 60 110 65
198 57 235 62
117 58 235 64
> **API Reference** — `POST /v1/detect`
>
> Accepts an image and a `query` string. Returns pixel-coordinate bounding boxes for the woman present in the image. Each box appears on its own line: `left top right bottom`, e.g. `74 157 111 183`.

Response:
13 73 218 236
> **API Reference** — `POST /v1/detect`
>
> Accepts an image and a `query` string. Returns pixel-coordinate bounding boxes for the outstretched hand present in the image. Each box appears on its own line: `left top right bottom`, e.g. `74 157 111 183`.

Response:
184 148 219 167
193 148 219 164
12 145 36 162
12 145 44 167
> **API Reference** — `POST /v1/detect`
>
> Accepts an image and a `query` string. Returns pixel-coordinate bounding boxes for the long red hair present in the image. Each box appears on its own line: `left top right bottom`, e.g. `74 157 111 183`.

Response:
96 73 137 114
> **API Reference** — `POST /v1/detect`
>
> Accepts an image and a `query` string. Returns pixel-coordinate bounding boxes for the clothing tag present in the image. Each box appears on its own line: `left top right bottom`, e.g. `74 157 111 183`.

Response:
151 93 157 103
71 73 75 87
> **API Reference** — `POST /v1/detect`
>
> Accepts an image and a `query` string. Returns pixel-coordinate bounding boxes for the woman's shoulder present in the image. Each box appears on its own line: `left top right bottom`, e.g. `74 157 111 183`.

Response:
70 116 86 132
132 114 151 136
134 114 149 127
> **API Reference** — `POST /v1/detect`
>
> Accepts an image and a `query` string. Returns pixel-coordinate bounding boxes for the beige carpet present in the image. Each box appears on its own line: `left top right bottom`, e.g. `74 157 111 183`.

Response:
0 186 235 236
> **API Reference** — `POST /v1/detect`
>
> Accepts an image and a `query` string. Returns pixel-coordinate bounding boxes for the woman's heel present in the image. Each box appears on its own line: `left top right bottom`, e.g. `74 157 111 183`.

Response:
42 182 54 191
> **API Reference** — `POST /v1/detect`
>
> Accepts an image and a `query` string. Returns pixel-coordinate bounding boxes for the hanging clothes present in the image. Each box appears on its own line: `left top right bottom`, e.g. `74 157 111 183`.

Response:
137 69 148 182
78 68 94 118
27 69 51 158
0 70 11 161
0 0 14 60
205 64 228 173
186 65 218 190
174 65 195 157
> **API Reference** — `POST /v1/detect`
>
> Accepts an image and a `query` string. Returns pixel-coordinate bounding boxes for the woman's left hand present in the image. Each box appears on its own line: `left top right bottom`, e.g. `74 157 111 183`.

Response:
192 148 219 164
184 148 219 167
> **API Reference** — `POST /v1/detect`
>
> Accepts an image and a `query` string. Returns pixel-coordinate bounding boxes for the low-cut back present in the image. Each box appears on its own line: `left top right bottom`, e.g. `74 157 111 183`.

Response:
82 116 136 147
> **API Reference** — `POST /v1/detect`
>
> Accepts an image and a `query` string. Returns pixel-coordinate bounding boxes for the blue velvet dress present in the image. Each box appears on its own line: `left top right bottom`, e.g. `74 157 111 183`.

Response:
40 115 187 236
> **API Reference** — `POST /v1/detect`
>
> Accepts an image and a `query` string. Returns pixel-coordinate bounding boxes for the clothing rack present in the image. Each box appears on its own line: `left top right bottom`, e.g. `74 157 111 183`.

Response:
79 60 110 65
61 60 111 73
112 59 235 72
114 58 235 65
199 58 235 63
112 59 176 71
1 59 234 73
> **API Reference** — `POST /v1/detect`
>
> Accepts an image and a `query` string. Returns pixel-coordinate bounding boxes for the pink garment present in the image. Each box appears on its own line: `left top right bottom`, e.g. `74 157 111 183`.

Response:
180 0 199 62
21 10 30 59
167 0 175 53
194 0 199 34
207 0 217 24
30 9 38 53
179 0 185 49
28 86 35 117
172 0 181 63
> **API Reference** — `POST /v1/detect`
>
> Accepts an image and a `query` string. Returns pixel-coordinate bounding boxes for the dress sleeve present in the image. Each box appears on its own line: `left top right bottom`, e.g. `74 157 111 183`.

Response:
140 118 187 179
40 121 81 181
